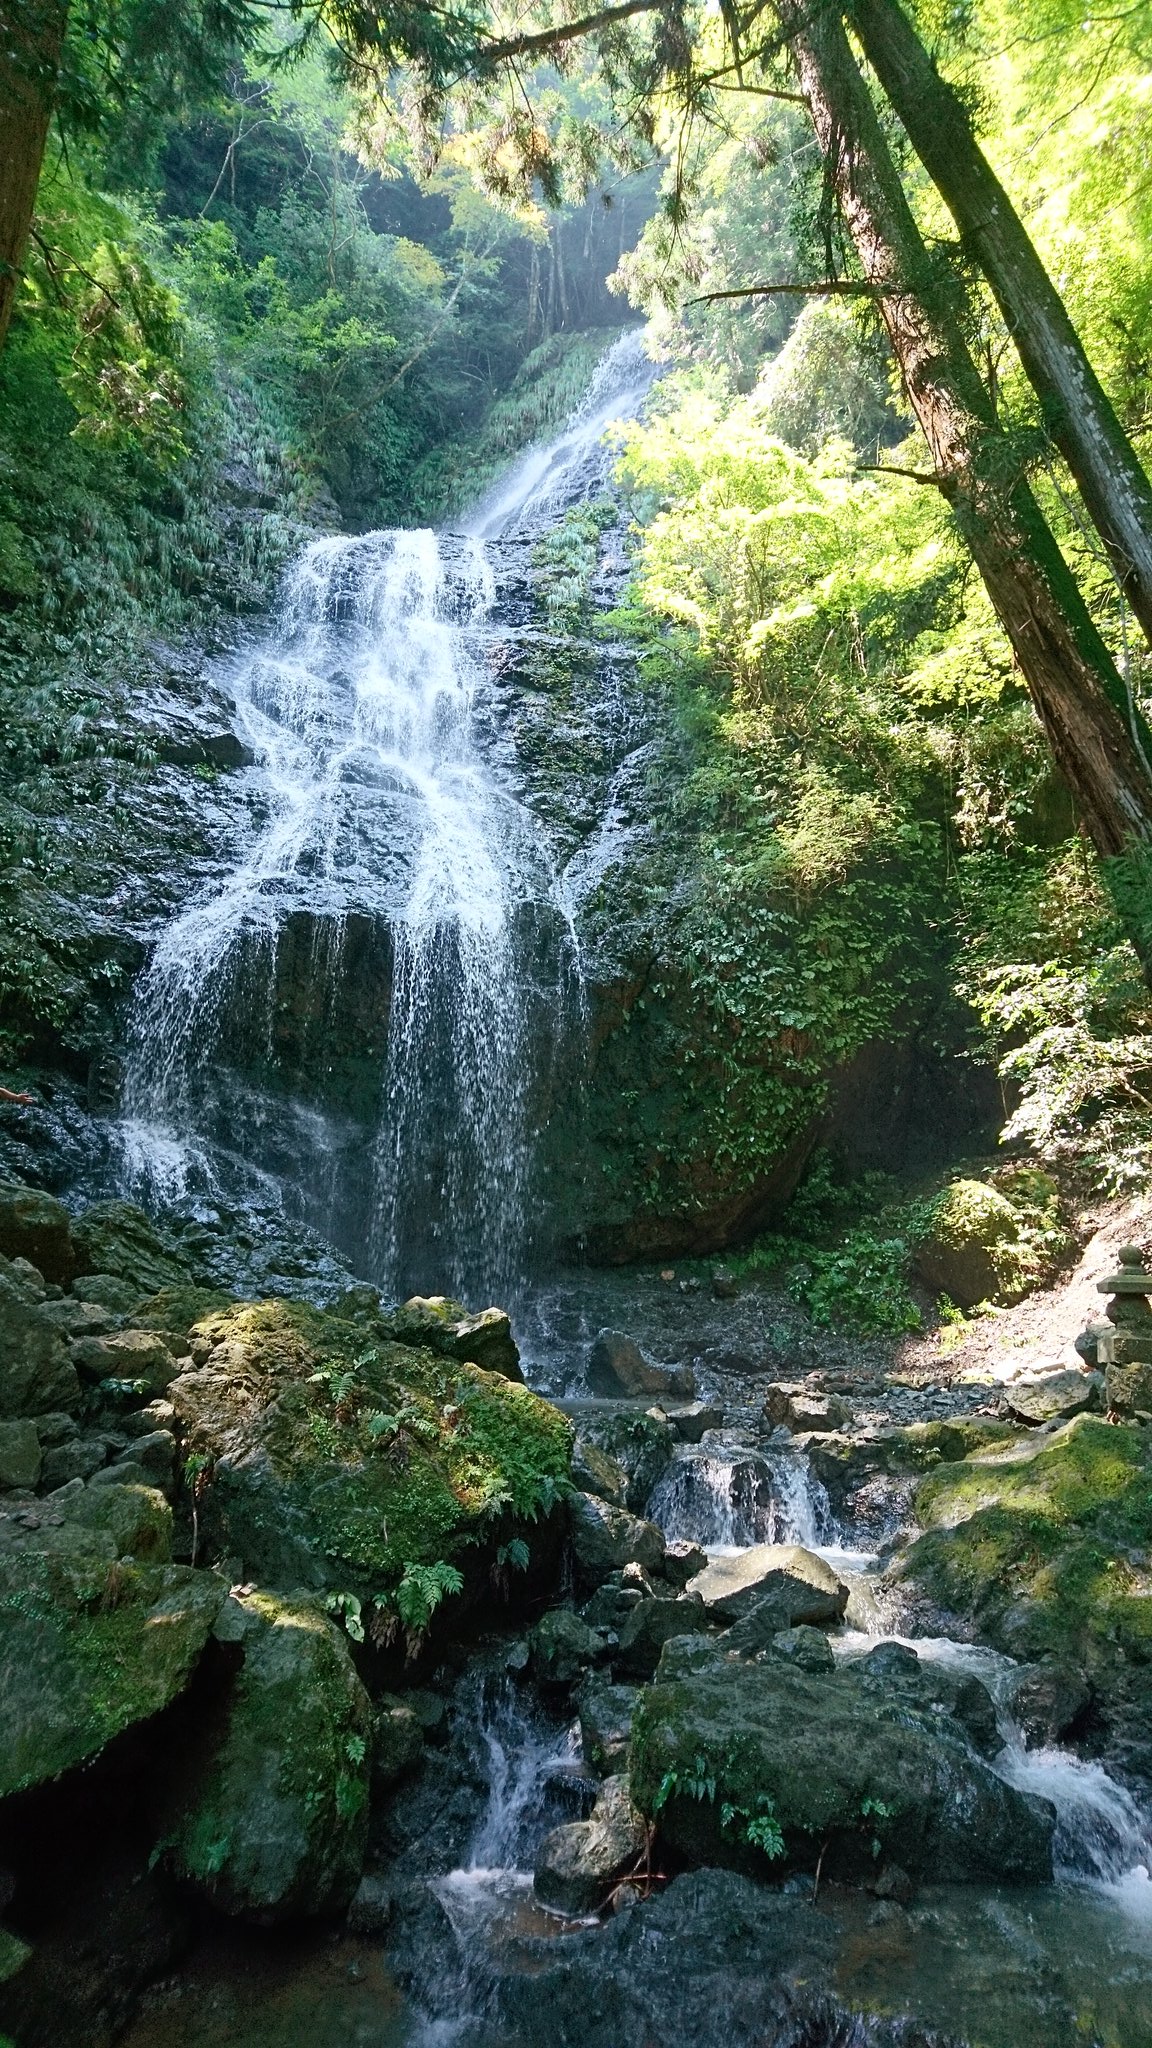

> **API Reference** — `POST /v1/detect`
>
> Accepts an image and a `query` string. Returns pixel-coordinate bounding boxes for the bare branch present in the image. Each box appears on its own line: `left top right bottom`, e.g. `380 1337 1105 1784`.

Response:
688 278 892 303
857 462 942 486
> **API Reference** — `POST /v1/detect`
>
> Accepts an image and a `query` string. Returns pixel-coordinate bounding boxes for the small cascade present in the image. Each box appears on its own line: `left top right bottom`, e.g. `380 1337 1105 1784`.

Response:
413 1680 590 2045
647 1437 833 1552
842 1632 1152 1905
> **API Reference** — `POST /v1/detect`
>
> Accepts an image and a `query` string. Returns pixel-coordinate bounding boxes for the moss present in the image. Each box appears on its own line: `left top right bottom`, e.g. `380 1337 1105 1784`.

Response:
906 1418 1152 1666
0 1931 31 1987
178 1298 572 1601
166 1590 372 1917
127 1285 231 1337
0 1554 224 1796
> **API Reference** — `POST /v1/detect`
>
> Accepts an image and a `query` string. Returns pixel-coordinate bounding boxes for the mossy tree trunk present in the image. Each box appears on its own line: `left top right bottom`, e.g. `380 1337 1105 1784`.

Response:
776 0 1152 916
847 0 1152 660
0 0 68 356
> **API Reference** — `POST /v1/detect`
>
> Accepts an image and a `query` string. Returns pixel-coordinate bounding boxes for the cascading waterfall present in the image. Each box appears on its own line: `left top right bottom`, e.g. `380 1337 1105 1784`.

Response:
116 330 656 1296
647 1437 833 1552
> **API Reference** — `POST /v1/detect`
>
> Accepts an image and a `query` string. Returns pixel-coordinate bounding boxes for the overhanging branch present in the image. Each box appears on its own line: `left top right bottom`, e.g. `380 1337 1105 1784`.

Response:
688 278 893 303
474 0 664 71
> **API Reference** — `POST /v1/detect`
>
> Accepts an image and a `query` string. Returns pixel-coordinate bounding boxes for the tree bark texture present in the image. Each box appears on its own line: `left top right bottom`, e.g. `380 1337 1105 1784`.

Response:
848 0 1152 659
775 0 1152 877
0 0 69 356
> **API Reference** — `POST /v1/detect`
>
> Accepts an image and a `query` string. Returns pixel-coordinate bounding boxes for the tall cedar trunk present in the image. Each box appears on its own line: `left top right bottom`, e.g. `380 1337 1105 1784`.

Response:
0 0 69 355
775 0 1152 890
848 0 1152 660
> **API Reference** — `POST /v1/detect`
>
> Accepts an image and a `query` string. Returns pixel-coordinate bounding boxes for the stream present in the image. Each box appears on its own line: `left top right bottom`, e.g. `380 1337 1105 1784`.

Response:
108 337 1152 2047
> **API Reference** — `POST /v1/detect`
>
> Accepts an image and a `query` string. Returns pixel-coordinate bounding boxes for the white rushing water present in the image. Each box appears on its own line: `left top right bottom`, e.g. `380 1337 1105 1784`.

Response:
118 330 656 1295
646 1437 834 1552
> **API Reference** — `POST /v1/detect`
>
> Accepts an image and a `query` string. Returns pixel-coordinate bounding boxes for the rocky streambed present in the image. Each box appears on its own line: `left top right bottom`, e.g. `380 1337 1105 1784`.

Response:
3 1177 1152 2048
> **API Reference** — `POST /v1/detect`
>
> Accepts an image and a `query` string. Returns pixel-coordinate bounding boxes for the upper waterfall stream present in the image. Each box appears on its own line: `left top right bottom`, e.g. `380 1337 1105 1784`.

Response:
117 332 656 1299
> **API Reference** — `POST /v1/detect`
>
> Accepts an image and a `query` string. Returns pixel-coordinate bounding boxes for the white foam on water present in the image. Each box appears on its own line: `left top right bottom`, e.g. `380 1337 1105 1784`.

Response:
117 332 657 1295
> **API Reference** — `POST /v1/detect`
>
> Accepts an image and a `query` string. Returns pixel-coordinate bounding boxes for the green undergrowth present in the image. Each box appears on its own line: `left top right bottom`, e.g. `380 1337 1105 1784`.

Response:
906 1418 1152 1667
726 1158 930 1334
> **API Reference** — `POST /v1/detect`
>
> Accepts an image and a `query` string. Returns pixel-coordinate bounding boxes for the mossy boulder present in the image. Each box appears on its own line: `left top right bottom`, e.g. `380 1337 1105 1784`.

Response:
166 1299 571 1610
915 1179 1038 1309
126 1286 231 1343
0 1259 80 1418
0 1182 74 1283
164 1590 372 1920
900 1415 1152 1668
629 1656 1054 1886
0 1552 225 1797
387 1296 522 1381
71 1202 192 1297
802 1418 1017 1503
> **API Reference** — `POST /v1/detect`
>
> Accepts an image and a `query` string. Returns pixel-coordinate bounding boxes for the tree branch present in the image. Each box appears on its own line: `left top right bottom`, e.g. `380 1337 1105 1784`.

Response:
688 278 891 303
857 462 942 486
474 0 664 71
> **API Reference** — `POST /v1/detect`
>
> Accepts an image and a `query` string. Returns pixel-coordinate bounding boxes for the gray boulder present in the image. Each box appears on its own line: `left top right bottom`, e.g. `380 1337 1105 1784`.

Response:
0 1549 224 1798
571 1436 629 1507
767 1625 835 1673
1004 1369 1101 1425
576 1410 675 1515
69 1329 181 1393
658 1402 724 1443
567 1492 666 1589
578 1680 640 1775
630 1656 1054 1885
690 1543 848 1627
0 1182 75 1283
529 1607 605 1688
389 1296 522 1381
373 1696 424 1789
614 1594 708 1679
534 1774 646 1914
587 1331 694 1401
0 1260 80 1418
0 1418 41 1490
763 1383 850 1434
852 1643 1002 1759
1005 1661 1091 1747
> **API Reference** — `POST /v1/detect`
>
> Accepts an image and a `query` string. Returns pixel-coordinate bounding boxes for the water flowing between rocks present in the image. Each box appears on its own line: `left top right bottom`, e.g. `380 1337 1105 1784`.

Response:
107 336 1152 2048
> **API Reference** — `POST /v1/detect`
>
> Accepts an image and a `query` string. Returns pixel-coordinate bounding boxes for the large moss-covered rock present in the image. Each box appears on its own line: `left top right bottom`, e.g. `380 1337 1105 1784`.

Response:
0 1551 225 1797
0 1181 75 1283
914 1179 1037 1309
0 1258 80 1418
71 1202 192 1297
899 1414 1152 1668
166 1299 571 1606
164 1591 372 1920
630 1655 1054 1885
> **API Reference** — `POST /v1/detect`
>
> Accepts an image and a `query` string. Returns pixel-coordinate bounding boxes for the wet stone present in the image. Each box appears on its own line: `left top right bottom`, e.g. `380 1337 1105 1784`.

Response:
691 1543 848 1627
578 1680 640 1775
613 1593 708 1679
534 1774 646 1915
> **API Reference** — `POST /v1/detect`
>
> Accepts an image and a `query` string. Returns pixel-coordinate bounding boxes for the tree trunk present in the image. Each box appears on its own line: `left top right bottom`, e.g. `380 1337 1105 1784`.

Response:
774 0 1152 888
848 0 1152 660
0 0 68 356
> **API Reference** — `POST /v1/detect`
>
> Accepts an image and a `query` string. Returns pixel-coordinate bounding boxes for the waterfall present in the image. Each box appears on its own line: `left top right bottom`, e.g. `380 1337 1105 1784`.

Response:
117 330 656 1297
646 1439 833 1552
